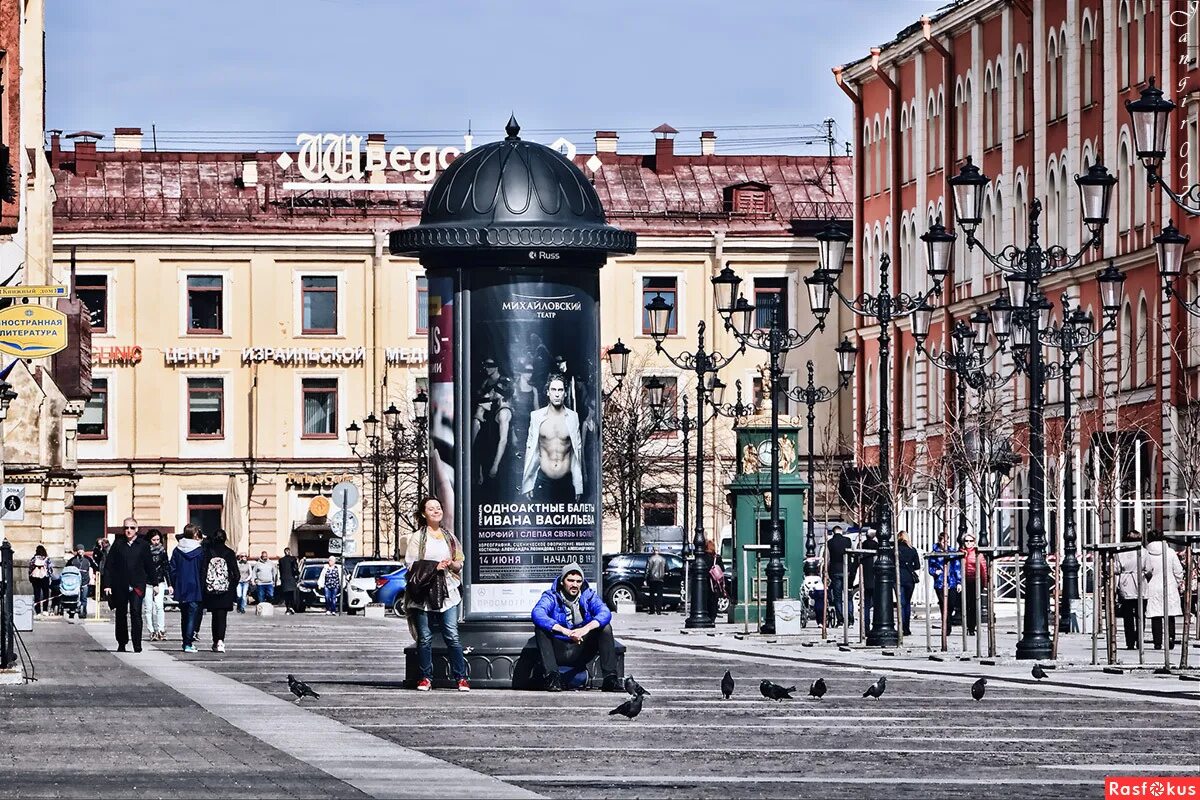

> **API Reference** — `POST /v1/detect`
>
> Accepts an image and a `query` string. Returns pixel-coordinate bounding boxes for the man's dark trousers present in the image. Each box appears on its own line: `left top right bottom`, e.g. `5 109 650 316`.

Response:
646 580 664 614
828 574 852 626
114 591 145 649
534 624 619 679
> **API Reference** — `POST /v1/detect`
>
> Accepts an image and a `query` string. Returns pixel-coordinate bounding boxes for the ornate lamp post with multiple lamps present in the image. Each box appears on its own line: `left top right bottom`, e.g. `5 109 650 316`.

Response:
945 155 1119 659
801 221 953 646
784 348 857 575
644 299 753 628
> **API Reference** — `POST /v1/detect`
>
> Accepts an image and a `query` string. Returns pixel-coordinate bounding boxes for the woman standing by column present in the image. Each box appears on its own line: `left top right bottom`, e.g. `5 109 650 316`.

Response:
1144 529 1184 650
405 497 469 692
28 545 53 616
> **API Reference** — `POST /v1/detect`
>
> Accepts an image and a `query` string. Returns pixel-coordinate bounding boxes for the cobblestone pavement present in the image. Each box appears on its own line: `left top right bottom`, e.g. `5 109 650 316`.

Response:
164 609 1200 800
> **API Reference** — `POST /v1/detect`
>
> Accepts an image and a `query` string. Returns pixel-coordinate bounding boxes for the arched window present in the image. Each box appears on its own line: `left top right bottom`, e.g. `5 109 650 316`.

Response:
864 362 876 427
911 355 921 427
991 184 1004 260
874 117 884 195
984 64 995 148
1046 164 1060 246
963 76 974 155
863 123 873 196
882 222 892 292
937 90 945 166
1121 301 1135 389
1058 30 1068 116
992 61 1003 146
1118 138 1133 232
862 233 873 294
1058 162 1069 248
982 189 995 255
1119 0 1131 88
955 80 966 160
899 215 911 291
900 106 911 183
1083 305 1096 396
1014 175 1028 249
873 227 884 294
882 112 891 192
1047 32 1060 120
1134 0 1147 85
903 354 914 428
1082 13 1095 106
910 216 921 292
1014 49 1027 135
1136 295 1150 386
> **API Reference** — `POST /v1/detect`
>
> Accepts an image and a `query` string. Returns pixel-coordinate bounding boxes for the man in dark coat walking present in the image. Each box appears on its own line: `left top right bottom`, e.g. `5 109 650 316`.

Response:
278 548 301 614
101 518 154 652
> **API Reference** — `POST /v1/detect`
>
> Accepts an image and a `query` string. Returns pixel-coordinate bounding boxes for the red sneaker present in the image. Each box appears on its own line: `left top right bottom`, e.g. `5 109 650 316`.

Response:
416 678 432 692
457 679 471 692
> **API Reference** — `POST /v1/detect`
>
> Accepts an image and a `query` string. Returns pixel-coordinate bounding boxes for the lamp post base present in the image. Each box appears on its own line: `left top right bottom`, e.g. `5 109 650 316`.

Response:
759 622 776 635
865 630 899 648
685 616 715 629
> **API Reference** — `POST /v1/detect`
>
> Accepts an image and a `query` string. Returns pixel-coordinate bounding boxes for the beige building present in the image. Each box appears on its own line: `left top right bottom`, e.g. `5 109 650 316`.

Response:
52 125 853 556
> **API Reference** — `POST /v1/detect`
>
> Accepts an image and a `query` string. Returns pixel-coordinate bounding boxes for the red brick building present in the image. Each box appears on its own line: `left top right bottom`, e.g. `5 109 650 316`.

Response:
834 0 1192 541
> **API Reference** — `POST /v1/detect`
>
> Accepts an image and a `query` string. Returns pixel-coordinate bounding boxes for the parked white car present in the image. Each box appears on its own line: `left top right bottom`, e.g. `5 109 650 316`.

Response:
345 560 404 613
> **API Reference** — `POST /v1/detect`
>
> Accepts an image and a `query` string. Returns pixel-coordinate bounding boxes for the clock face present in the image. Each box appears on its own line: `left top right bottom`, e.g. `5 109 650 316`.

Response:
756 439 774 468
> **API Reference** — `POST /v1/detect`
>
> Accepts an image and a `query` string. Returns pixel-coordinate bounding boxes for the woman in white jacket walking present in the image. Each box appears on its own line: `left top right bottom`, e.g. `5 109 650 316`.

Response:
1114 529 1147 651
1143 529 1184 650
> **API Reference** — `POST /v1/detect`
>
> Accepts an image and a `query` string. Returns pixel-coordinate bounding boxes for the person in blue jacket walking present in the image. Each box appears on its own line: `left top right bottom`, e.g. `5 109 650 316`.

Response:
531 562 621 692
927 532 963 635
169 524 207 653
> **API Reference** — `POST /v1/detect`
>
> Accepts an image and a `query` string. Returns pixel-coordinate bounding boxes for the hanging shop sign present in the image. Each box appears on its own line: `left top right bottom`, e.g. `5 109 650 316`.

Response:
0 304 69 358
0 286 68 298
94 345 143 366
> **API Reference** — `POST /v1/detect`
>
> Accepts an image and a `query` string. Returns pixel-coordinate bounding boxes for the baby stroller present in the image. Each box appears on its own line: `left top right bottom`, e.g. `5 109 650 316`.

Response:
58 566 83 621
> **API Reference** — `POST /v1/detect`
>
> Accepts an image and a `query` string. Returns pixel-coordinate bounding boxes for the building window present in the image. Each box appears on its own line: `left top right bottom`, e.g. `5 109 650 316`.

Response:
753 278 788 330
78 377 108 439
302 378 339 438
416 276 429 334
186 275 223 334
187 494 224 538
641 375 678 431
187 377 224 438
642 492 678 527
72 495 108 551
641 277 678 336
1014 52 1026 135
301 275 338 334
76 275 108 333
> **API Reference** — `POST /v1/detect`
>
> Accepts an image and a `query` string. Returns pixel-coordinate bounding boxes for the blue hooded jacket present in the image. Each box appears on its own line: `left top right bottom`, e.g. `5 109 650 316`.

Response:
927 544 963 590
169 538 205 603
531 575 611 641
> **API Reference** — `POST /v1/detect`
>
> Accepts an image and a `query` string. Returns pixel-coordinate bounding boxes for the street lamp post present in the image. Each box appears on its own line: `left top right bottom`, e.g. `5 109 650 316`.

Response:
803 221 952 646
413 389 428 499
644 298 752 628
913 311 1009 546
785 350 857 574
706 268 826 634
949 155 1119 659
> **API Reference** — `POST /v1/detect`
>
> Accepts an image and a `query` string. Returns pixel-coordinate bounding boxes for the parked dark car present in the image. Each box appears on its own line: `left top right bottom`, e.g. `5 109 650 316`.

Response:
601 552 685 611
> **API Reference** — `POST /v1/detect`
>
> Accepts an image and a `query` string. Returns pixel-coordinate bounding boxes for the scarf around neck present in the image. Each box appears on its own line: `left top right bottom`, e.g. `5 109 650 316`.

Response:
558 586 583 626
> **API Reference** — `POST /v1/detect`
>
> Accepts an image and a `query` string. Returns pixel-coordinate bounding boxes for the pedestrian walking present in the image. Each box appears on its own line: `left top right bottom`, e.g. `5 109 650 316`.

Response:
1144 529 1184 650
826 526 854 626
143 530 170 641
897 531 921 637
705 539 726 620
317 556 343 615
201 529 239 653
405 497 469 692
278 548 300 614
28 545 54 616
250 551 278 607
858 528 880 630
645 547 667 615
65 545 96 618
101 518 154 652
170 524 206 652
961 534 987 636
928 532 962 636
1115 529 1147 651
236 553 251 613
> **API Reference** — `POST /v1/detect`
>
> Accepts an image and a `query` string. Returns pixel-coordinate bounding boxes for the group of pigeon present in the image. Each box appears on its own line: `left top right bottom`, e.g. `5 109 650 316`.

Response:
287 662 1051 714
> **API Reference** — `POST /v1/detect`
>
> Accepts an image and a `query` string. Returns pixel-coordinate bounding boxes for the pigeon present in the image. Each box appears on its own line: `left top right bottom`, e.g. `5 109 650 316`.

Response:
1032 664 1048 681
609 693 643 719
760 680 796 701
862 676 887 699
721 670 735 699
624 676 650 697
809 678 827 699
971 677 987 701
287 674 320 702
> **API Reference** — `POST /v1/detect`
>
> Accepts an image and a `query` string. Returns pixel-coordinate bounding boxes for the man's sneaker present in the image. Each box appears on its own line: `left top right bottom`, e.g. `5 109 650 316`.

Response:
216 641 225 653
544 673 562 693
457 679 471 692
601 675 623 692
416 678 432 692
182 645 197 653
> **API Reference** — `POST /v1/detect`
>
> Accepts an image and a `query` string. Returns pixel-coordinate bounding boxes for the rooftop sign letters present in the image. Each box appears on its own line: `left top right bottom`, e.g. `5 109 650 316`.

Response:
95 345 143 366
0 305 69 358
241 347 365 366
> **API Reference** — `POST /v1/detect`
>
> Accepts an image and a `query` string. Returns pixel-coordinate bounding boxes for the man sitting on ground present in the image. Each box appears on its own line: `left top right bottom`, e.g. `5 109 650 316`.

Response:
531 563 621 692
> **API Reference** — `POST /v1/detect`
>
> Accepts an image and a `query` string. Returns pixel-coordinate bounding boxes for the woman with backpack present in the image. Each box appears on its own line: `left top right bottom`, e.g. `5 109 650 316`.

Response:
28 545 53 616
705 539 726 621
201 529 239 653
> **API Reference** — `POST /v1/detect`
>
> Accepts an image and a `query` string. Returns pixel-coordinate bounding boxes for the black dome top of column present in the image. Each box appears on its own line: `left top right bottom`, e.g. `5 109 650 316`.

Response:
389 117 637 260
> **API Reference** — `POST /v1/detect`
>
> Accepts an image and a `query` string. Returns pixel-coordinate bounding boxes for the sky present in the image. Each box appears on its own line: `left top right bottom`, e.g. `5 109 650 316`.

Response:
46 0 946 156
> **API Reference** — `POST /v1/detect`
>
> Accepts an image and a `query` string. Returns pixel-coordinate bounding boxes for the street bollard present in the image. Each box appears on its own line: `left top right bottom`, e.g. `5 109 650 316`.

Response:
974 551 983 659
842 551 849 647
924 567 932 653
1181 545 1194 669
1136 545 1145 667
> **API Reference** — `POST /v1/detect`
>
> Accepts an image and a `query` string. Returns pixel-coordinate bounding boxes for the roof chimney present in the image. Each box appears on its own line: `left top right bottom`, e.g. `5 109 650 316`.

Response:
594 130 619 153
113 127 143 152
366 133 387 184
49 130 63 168
240 154 258 188
652 123 678 174
700 131 717 156
66 131 104 178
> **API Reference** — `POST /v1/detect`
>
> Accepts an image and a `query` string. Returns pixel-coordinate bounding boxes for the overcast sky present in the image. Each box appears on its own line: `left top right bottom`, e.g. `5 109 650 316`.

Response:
46 0 945 155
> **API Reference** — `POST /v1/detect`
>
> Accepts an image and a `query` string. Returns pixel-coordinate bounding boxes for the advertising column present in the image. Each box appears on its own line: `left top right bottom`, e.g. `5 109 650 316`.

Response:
465 268 601 617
